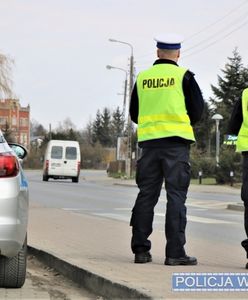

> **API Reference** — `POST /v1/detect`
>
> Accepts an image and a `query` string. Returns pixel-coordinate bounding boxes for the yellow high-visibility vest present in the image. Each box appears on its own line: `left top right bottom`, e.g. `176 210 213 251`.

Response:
136 63 195 142
237 88 248 151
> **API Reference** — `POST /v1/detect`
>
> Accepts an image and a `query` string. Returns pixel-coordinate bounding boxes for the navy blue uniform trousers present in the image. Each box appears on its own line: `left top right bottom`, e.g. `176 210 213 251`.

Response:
241 153 248 256
130 144 190 258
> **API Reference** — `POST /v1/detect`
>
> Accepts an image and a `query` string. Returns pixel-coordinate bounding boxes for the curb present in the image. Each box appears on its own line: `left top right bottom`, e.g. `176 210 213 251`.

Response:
28 246 152 299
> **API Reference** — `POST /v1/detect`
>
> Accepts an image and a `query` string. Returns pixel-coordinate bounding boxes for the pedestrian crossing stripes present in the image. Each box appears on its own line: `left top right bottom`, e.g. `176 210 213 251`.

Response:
62 197 240 225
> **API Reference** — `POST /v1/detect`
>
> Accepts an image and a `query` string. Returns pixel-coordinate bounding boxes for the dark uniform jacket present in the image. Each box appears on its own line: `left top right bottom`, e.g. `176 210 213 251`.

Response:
129 59 204 148
228 99 243 136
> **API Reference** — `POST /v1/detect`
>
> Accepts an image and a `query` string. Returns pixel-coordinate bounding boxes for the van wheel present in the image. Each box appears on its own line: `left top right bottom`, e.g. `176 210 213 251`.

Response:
72 176 79 183
43 175 49 181
0 235 27 288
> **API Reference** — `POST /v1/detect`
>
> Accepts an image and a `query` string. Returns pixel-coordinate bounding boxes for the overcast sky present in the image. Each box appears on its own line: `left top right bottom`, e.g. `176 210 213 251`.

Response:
0 0 248 130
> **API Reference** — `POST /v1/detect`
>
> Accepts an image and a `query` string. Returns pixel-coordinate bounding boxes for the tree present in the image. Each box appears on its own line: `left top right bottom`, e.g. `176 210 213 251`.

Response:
195 48 248 183
194 102 212 153
0 54 13 97
82 121 93 145
51 118 79 140
100 107 112 147
215 145 242 184
111 106 124 147
92 110 102 144
56 118 76 132
30 119 47 137
209 48 248 137
2 121 15 142
80 141 105 169
91 108 113 147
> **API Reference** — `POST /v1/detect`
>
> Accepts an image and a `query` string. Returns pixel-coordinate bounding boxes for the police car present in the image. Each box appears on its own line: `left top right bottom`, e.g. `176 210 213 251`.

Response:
0 129 28 288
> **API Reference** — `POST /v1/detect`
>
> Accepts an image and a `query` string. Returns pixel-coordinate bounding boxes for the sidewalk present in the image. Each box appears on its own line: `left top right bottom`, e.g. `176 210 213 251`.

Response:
28 180 247 299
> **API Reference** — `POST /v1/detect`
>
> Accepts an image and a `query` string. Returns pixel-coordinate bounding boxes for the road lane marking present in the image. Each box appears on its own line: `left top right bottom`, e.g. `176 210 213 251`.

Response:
63 208 132 211
157 198 233 210
155 213 236 224
63 208 85 211
186 202 229 209
63 208 238 225
92 213 130 222
187 215 236 224
113 208 132 211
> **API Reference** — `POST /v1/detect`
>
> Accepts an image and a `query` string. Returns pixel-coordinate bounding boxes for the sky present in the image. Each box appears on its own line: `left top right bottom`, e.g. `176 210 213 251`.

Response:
0 0 248 130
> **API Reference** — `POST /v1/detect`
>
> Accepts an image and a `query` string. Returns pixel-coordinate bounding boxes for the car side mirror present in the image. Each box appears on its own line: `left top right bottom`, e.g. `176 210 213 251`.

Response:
8 143 28 160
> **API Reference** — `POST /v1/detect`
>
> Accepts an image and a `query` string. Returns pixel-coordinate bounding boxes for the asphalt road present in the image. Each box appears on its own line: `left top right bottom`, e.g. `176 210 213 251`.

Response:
25 169 245 249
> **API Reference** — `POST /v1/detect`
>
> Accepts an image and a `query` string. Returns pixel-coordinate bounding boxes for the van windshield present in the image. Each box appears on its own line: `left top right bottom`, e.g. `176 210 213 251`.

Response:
66 147 77 160
51 146 63 159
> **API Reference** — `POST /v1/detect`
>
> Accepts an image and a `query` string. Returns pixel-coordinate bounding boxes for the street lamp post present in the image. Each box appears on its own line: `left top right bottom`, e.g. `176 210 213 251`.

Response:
106 65 128 121
212 114 223 166
109 38 134 178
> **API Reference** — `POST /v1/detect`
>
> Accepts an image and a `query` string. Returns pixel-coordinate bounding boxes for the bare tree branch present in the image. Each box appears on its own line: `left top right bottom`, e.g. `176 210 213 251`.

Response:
0 53 13 97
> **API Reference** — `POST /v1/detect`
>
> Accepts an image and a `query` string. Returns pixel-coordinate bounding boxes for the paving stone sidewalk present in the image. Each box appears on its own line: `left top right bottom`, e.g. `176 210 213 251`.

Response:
28 193 248 299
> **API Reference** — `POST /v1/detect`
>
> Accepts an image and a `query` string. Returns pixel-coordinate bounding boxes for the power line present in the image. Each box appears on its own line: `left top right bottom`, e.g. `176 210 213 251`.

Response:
183 8 248 53
184 0 248 41
135 1 248 61
133 14 248 70
182 18 248 59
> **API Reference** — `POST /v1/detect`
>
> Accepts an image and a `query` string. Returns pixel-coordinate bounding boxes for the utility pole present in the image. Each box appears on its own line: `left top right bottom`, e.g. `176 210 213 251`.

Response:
126 52 134 178
109 38 134 178
49 123 52 140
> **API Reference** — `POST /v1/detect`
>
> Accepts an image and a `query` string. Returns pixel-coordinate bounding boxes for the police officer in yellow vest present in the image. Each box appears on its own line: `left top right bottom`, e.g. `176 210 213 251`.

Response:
229 87 248 268
129 34 204 265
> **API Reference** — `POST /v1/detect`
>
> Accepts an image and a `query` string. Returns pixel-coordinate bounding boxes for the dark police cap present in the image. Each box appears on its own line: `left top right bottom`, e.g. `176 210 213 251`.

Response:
154 33 183 50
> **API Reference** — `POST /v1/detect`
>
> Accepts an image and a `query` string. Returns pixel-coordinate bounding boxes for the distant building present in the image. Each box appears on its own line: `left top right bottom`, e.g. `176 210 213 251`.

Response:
0 99 30 148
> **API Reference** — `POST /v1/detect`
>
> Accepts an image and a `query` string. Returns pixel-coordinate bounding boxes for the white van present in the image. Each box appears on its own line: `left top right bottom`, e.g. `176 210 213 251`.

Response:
43 140 81 183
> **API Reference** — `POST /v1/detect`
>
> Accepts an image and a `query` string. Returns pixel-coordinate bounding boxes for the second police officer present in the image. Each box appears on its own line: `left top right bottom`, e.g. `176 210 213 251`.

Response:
229 87 248 268
129 33 204 265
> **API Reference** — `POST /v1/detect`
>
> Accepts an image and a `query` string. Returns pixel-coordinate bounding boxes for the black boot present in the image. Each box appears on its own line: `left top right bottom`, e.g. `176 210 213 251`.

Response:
165 255 197 266
241 239 248 268
134 251 152 263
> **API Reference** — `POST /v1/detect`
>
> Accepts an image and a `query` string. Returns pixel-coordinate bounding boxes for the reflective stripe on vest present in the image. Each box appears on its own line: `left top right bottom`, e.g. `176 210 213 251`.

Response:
237 88 248 151
136 64 195 142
